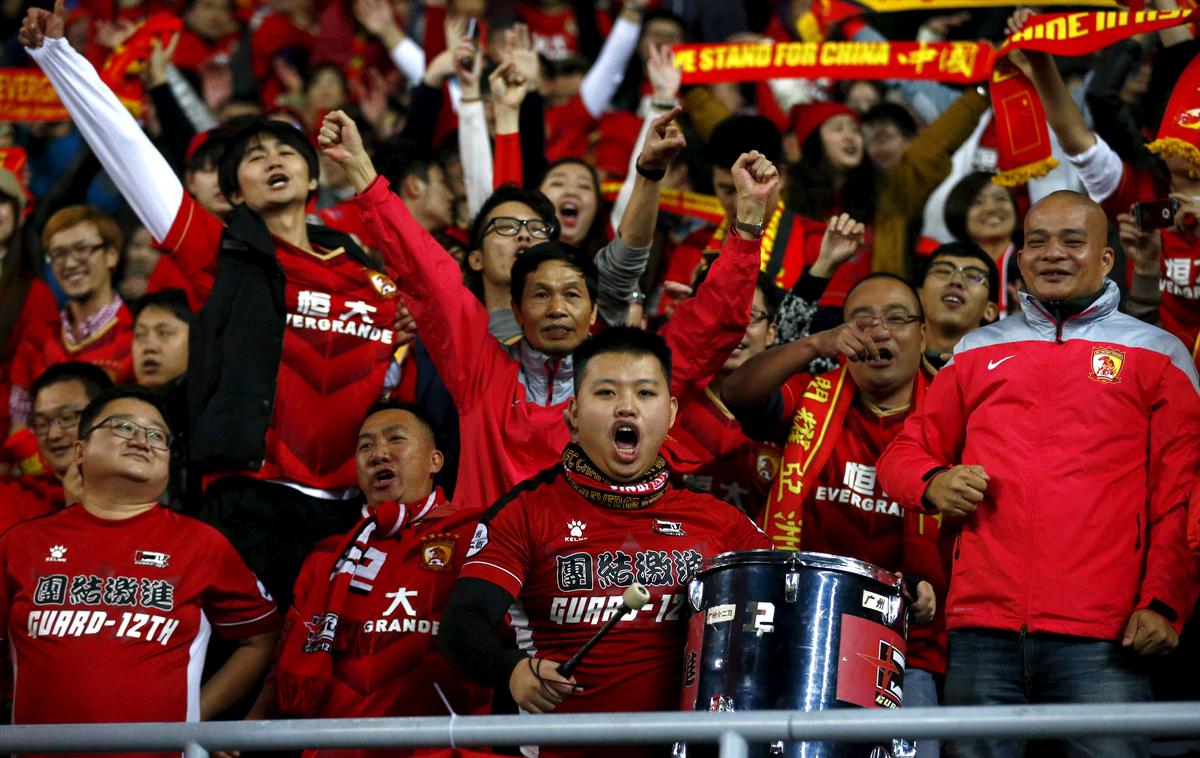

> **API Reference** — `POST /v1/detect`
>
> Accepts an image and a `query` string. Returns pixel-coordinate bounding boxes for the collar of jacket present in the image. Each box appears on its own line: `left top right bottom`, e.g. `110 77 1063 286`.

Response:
515 339 575 407
224 205 374 268
1019 278 1118 334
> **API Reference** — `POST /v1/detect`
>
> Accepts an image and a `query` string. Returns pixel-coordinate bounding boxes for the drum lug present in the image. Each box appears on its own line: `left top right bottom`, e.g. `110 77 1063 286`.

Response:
769 741 785 755
785 571 800 603
688 579 704 611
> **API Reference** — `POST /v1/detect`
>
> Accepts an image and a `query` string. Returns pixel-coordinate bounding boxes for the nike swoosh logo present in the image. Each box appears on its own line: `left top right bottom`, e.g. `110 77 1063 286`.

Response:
987 355 1015 370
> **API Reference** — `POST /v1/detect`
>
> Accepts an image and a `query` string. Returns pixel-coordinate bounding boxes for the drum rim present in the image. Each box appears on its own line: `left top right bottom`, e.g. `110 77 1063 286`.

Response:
701 549 900 586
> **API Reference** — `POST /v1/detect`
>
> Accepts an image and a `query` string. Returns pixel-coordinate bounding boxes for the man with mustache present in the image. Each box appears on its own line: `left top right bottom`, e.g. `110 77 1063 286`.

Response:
879 191 1200 758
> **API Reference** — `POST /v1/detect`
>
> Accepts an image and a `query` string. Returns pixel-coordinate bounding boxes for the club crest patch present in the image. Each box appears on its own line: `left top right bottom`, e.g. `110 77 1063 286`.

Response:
368 271 398 298
1089 346 1125 384
421 535 456 571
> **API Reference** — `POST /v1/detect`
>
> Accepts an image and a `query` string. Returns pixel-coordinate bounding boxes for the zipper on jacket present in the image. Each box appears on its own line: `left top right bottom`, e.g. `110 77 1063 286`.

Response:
1135 512 1142 551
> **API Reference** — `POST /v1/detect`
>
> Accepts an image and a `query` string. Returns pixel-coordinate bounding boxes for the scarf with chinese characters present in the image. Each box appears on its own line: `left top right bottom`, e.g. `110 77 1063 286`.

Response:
562 443 670 510
274 491 439 717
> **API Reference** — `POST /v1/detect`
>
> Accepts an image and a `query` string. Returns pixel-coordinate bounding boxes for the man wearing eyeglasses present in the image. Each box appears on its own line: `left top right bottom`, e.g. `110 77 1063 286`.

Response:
319 109 777 512
918 243 1000 371
0 386 279 732
8 206 132 433
722 271 943 755
0 362 113 533
880 191 1200 758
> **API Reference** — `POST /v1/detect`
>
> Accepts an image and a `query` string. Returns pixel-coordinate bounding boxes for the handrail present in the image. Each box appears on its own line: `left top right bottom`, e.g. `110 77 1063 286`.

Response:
0 703 1198 756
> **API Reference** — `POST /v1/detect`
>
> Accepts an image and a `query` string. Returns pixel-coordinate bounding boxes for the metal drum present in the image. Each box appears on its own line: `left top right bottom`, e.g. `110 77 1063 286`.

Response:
677 550 908 758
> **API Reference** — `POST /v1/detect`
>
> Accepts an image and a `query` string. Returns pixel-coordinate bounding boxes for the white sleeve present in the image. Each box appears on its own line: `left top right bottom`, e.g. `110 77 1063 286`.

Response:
458 100 494 219
1064 134 1123 204
767 78 825 113
388 36 426 86
580 15 640 119
609 97 663 229
27 38 183 242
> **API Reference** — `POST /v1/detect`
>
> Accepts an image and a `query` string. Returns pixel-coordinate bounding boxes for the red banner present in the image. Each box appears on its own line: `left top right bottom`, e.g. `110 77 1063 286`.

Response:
0 69 68 122
673 40 994 84
675 9 1199 84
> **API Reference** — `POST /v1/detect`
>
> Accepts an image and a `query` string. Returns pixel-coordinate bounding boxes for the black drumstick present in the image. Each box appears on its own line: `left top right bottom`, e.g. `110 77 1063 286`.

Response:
557 583 651 678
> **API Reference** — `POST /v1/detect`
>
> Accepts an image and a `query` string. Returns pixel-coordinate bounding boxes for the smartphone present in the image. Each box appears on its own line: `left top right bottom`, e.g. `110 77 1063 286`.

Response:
459 18 479 70
1133 198 1180 230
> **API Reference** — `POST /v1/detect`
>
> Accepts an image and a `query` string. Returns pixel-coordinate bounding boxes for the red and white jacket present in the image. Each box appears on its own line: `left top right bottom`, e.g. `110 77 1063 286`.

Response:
879 280 1200 640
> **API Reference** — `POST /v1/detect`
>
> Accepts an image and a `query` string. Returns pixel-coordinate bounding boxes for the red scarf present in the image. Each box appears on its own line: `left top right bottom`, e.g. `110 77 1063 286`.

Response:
274 491 440 717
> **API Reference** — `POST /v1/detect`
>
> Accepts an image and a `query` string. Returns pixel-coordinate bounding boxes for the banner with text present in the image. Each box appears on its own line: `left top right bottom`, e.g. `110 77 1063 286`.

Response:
0 69 68 122
675 9 1198 84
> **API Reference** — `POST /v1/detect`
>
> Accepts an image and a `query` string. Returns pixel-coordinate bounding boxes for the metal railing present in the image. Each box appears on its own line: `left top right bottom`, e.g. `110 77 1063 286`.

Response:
0 703 1198 756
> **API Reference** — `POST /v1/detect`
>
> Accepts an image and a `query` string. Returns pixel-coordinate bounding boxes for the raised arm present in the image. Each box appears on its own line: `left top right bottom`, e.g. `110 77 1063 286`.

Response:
611 43 680 228
21 0 182 242
489 57 530 187
320 110 506 412
720 217 869 409
579 2 643 118
663 150 779 394
355 0 425 84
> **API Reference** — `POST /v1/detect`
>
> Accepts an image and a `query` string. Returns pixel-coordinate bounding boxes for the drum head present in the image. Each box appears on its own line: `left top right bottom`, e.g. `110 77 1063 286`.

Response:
703 549 900 587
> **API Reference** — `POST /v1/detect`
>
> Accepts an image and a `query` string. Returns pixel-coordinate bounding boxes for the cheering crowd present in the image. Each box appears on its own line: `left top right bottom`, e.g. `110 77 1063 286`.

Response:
1 0 1200 756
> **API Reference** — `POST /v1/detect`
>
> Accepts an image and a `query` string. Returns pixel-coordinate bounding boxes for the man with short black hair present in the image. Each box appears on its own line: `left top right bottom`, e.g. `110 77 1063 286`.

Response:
0 385 278 728
861 103 918 172
918 242 999 371
439 328 770 758
724 272 943 755
316 138 456 246
0 362 114 530
320 109 779 512
22 4 409 605
244 400 490 736
132 289 192 389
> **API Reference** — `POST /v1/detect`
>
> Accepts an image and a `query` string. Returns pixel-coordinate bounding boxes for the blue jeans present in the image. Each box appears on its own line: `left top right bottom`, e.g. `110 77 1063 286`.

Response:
944 629 1152 758
905 667 941 758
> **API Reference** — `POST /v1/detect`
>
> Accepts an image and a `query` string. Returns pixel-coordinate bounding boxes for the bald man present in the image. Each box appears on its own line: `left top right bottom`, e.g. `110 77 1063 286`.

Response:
879 191 1200 758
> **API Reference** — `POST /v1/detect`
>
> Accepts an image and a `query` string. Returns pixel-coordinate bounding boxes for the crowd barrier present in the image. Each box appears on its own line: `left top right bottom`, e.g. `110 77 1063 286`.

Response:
0 703 1199 756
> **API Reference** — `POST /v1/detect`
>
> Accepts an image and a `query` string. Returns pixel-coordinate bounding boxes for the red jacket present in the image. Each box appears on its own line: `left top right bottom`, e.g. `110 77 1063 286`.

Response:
353 177 761 511
879 281 1200 640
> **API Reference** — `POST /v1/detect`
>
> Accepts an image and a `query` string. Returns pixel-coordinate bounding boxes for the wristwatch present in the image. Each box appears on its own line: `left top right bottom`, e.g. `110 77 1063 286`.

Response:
734 218 765 238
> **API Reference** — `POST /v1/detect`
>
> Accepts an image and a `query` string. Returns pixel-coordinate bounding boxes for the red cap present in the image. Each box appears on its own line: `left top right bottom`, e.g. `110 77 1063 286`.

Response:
790 102 858 148
185 130 212 164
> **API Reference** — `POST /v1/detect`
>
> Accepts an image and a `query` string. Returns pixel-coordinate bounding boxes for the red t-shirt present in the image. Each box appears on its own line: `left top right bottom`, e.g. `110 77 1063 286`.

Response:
1154 229 1200 364
1096 162 1200 366
0 505 278 735
9 302 134 411
516 5 579 61
778 384 909 570
158 193 401 490
0 475 63 536
460 467 770 758
280 504 491 745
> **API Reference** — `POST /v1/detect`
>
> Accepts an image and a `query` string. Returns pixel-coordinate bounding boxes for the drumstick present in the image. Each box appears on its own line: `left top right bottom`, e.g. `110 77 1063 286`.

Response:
557 583 651 678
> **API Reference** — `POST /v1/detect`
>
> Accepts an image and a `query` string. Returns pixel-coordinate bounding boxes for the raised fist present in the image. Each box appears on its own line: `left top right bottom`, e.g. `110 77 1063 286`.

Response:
19 0 66 49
